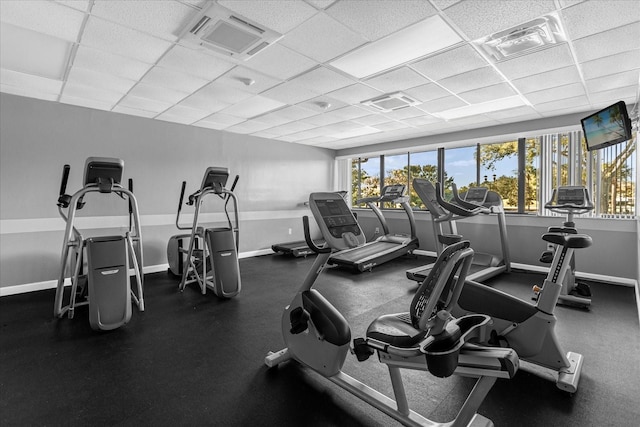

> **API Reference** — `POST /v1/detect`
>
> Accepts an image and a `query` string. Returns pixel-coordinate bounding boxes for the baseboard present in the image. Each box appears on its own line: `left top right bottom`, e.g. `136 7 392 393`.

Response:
0 248 275 297
511 262 637 287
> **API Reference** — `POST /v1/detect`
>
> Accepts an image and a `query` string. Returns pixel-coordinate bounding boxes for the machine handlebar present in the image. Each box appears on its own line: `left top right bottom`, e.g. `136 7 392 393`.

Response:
57 165 71 208
303 216 331 254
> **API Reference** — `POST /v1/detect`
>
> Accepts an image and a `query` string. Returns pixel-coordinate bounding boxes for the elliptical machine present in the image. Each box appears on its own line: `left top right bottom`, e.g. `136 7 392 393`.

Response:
534 186 594 309
54 157 145 331
170 167 240 298
266 192 518 427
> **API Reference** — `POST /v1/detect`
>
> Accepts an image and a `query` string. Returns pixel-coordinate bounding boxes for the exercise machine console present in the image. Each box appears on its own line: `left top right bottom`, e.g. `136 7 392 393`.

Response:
54 157 144 331
265 191 519 427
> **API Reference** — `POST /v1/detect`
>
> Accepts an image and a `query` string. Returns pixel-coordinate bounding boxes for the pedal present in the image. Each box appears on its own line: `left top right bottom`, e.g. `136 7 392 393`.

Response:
352 337 374 361
539 250 553 263
572 282 591 298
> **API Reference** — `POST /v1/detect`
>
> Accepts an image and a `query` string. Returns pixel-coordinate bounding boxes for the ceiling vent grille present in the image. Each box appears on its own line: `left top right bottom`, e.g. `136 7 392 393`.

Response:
476 13 566 62
180 3 282 60
361 92 421 112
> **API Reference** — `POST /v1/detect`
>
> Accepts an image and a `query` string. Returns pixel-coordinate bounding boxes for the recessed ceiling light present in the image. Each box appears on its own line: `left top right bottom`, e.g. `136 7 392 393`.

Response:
361 92 421 112
433 96 527 120
476 13 566 61
329 15 462 78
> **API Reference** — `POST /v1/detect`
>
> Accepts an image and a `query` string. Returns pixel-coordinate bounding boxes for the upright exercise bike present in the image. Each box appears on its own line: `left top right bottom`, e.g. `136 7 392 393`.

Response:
534 186 594 309
266 192 518 427
171 167 240 298
54 157 145 331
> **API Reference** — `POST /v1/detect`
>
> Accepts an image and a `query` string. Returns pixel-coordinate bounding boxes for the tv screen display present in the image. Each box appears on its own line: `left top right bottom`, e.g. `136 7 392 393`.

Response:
581 101 632 151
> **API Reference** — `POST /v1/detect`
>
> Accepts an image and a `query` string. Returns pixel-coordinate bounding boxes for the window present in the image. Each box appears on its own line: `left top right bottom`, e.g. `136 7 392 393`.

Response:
348 130 637 217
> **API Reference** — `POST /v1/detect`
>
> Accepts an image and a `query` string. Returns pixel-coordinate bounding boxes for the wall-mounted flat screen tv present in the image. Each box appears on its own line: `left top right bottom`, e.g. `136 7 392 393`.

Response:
581 101 633 151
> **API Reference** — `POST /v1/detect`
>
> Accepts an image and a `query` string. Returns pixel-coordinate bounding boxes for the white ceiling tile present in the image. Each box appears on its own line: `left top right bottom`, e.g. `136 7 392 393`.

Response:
0 0 85 42
225 120 277 134
324 105 371 120
410 44 490 81
562 0 640 41
330 125 382 139
459 82 517 104
266 105 320 122
1 23 72 80
55 1 90 12
62 81 124 104
263 121 317 136
512 66 582 93
585 70 640 94
91 0 197 42
127 82 190 104
0 84 59 102
261 80 318 104
1 68 63 95
416 95 467 113
81 16 172 63
220 95 286 118
373 121 411 131
66 67 136 94
496 44 576 80
215 66 282 94
402 115 442 127
196 113 246 129
573 22 640 63
588 85 637 106
484 105 541 120
383 106 425 120
72 46 152 81
112 105 157 118
580 50 640 81
525 82 585 104
291 66 355 94
431 0 463 10
244 44 317 81
280 13 367 63
141 66 209 93
158 45 235 81
219 0 317 34
438 66 505 93
297 95 348 113
404 83 451 102
302 110 347 126
558 0 587 7
351 114 394 126
326 0 436 41
178 85 243 113
156 105 212 124
59 95 115 111
534 95 590 113
365 67 429 93
117 95 174 114
539 104 593 118
444 0 556 40
306 0 337 10
326 83 383 104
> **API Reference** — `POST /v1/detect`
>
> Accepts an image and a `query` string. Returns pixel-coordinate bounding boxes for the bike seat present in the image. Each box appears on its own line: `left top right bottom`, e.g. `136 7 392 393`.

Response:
542 233 592 249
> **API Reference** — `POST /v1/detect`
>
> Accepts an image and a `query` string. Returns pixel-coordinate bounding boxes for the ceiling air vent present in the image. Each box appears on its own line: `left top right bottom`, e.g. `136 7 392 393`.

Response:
361 92 421 113
476 13 566 62
180 3 282 60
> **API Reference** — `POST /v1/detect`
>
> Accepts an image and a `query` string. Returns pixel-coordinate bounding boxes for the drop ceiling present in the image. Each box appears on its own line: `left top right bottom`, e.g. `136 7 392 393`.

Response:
0 0 638 151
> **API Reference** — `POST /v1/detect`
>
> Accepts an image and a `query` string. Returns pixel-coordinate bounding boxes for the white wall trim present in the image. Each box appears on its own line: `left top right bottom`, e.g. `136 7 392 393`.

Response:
0 248 274 297
0 210 307 235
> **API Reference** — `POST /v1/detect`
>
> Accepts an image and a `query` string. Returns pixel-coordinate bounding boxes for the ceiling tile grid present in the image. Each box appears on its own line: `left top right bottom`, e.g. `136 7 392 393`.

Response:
0 0 638 151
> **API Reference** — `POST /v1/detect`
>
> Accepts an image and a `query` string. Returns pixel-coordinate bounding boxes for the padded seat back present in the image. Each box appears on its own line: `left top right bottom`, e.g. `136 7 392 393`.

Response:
410 241 475 331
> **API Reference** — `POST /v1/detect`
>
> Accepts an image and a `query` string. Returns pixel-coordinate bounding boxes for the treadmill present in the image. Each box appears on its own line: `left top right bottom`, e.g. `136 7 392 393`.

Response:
406 179 510 283
328 184 419 272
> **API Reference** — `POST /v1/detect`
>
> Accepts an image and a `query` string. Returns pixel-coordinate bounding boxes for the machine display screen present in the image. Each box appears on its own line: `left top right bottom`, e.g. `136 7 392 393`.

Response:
465 187 488 203
315 198 359 238
557 187 586 205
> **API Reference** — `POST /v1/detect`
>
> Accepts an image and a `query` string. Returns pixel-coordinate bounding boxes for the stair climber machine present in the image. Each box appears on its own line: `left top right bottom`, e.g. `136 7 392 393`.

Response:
54 157 145 331
169 167 240 298
533 186 594 309
266 191 519 427
406 179 511 284
328 184 419 272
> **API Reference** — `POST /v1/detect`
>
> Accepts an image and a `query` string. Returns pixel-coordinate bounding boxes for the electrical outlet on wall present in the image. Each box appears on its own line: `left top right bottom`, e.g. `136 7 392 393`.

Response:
547 243 554 252
288 228 292 235
374 227 379 234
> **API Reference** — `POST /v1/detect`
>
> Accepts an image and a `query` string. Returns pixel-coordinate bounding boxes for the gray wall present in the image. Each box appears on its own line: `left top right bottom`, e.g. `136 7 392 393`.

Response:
356 209 638 281
0 93 335 289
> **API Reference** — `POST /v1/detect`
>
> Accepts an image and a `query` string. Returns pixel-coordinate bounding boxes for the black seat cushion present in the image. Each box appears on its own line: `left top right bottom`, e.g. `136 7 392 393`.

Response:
366 312 427 348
